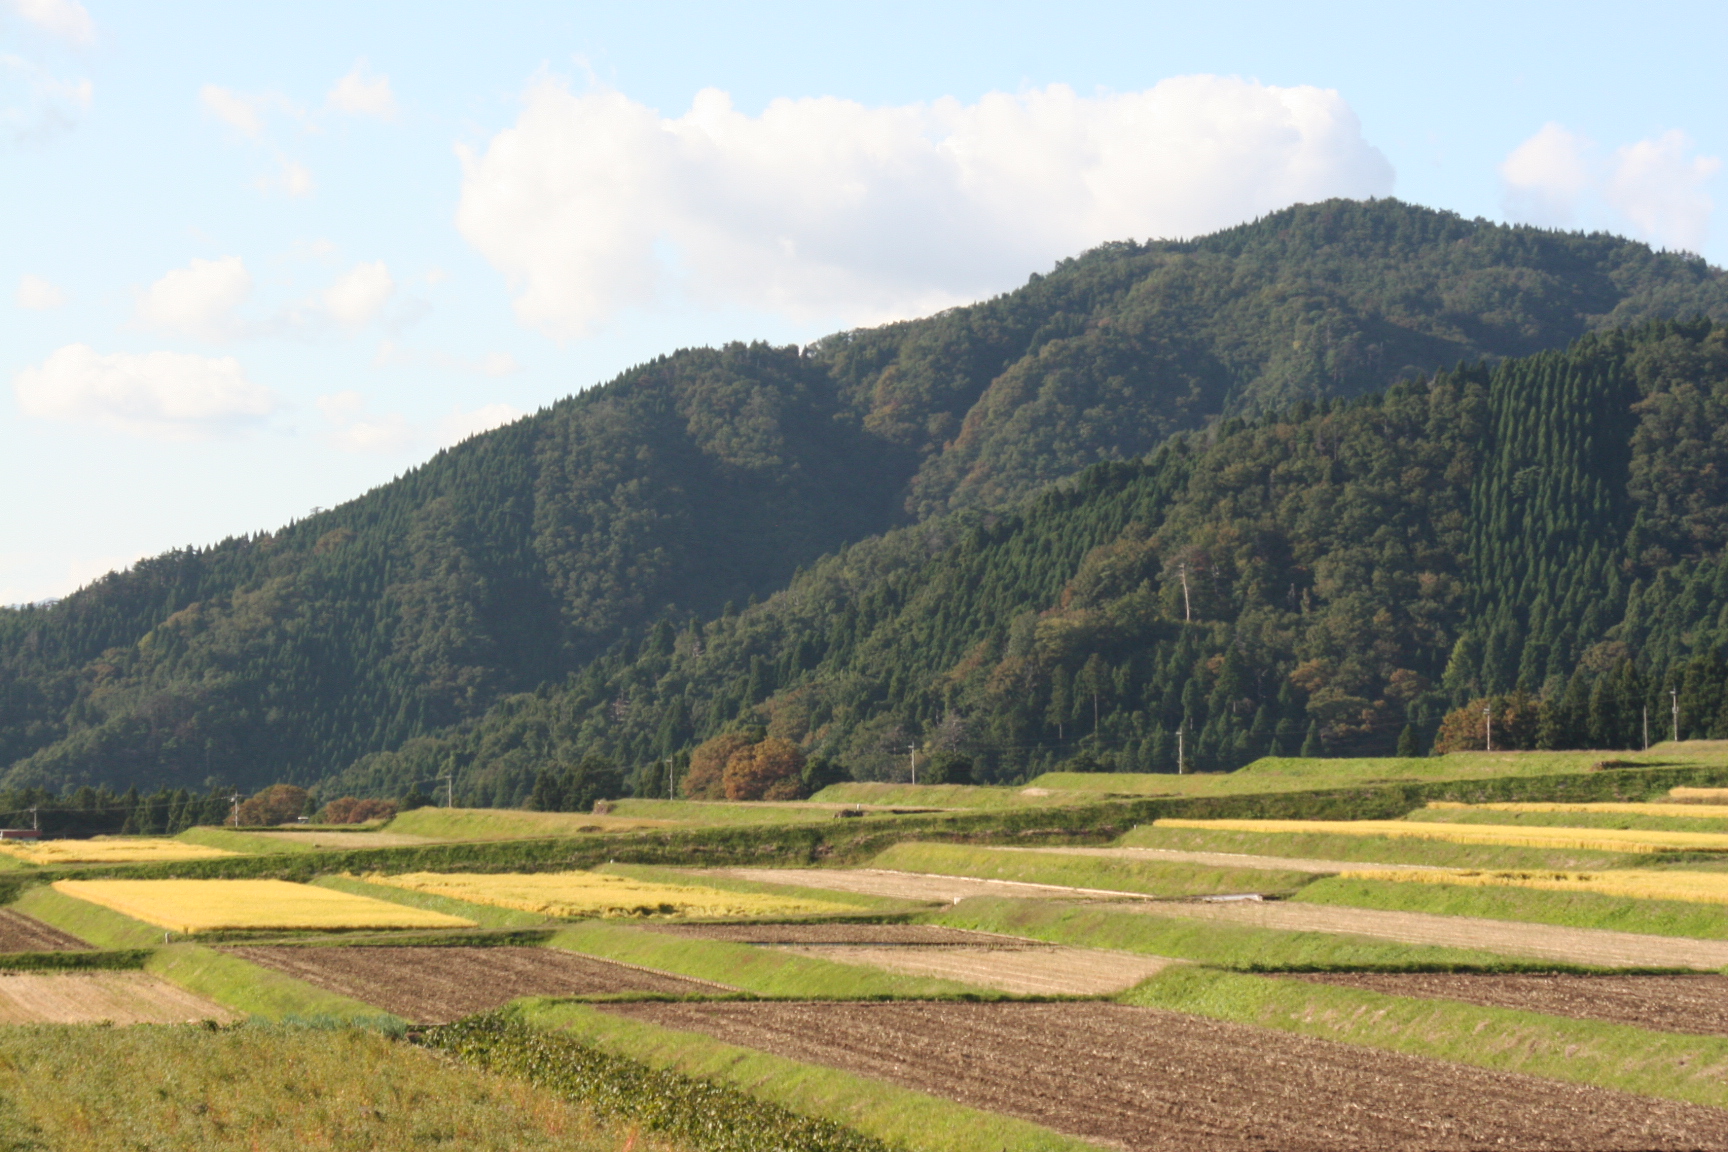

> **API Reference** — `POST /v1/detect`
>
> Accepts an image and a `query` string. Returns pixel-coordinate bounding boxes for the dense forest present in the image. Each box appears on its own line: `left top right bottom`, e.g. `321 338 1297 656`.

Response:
5 198 1728 813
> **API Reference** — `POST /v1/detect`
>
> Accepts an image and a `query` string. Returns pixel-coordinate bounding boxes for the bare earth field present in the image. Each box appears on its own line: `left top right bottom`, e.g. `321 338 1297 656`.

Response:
713 867 1155 903
642 923 1038 945
0 972 238 1024
774 944 1177 994
1295 972 1728 1036
226 945 731 1022
0 908 87 952
1135 899 1728 969
602 1001 1728 1151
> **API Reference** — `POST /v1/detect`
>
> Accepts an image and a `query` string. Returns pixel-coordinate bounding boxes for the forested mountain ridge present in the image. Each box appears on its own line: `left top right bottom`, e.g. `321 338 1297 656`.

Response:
4 198 1728 798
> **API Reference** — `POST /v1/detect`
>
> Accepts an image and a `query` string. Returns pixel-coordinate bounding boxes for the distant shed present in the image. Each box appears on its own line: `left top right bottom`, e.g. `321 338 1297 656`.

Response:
0 830 41 840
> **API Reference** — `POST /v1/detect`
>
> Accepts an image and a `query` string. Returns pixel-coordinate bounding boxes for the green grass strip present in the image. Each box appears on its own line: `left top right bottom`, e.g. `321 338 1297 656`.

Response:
311 873 550 929
928 896 1557 971
1121 965 1728 1109
1117 823 1636 870
872 841 1313 896
547 920 991 998
516 1000 1105 1152
0 949 148 971
176 826 322 854
1295 876 1728 940
145 942 402 1026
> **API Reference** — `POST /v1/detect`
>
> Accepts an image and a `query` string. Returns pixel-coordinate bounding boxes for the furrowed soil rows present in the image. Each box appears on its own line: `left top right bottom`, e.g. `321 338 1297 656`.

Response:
226 946 731 1022
1296 972 1728 1036
0 909 88 952
772 944 1177 994
0 972 238 1024
1137 899 1728 969
603 1001 1728 1151
713 867 1156 903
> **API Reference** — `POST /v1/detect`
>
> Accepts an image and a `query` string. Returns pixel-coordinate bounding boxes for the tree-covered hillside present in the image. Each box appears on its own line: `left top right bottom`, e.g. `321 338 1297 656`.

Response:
4 199 1727 798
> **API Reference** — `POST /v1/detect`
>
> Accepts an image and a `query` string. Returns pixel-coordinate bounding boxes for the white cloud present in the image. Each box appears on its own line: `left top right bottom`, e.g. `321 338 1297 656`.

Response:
1500 122 1592 227
16 273 64 309
14 344 277 440
3 53 92 142
11 0 93 44
136 255 252 340
456 75 1395 337
1606 131 1720 254
315 389 412 452
322 260 394 326
199 84 265 137
1502 124 1720 253
436 403 522 447
327 59 396 120
281 157 314 197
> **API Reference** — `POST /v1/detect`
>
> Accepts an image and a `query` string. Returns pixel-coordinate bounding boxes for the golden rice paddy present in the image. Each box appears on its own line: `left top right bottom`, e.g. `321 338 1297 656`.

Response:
368 870 855 920
53 879 476 934
1344 867 1728 906
1671 787 1728 804
1153 817 1728 854
1425 801 1728 819
0 837 238 865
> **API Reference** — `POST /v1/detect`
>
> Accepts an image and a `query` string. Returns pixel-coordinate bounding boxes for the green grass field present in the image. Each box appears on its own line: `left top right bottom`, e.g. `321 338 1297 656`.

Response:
1116 822 1636 870
925 896 1560 971
811 782 1100 809
869 842 1315 897
177 827 323 854
0 1022 682 1152
1122 965 1728 1109
1294 875 1728 940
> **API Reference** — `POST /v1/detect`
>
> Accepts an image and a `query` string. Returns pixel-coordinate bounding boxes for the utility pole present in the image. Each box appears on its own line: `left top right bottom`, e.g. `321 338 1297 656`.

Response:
28 806 37 832
228 792 241 827
1483 702 1492 753
1643 706 1650 752
1177 725 1185 775
1672 688 1680 744
909 743 918 785
1179 563 1191 623
666 758 674 800
438 775 453 808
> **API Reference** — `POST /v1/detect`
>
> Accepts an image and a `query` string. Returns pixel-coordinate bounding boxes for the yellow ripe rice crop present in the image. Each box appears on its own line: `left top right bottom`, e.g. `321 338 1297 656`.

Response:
1671 788 1728 804
1152 818 1728 854
1424 801 1728 819
368 870 856 920
1343 867 1728 906
53 879 476 934
0 838 238 865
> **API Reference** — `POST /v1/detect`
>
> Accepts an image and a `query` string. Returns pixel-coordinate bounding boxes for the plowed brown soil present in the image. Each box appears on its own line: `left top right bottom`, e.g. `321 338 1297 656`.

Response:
0 909 87 952
642 923 1036 945
1295 971 1728 1036
603 1000 1728 1150
0 972 237 1024
1135 899 1728 968
226 945 731 1023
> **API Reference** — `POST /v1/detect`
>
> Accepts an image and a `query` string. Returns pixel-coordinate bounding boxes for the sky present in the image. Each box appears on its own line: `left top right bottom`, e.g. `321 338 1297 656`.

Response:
3 0 1724 606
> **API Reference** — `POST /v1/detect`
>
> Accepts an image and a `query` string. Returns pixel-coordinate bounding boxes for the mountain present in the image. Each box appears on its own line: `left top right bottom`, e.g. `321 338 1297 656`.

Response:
4 198 1728 800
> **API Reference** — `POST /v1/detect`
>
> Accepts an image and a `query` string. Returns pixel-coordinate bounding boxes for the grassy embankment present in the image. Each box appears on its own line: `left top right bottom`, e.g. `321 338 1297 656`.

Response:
868 842 1315 897
1116 821 1637 869
0 1022 687 1152
811 782 1103 809
1123 965 1728 1109
546 920 994 999
514 1001 1105 1152
925 896 1618 972
1294 876 1728 939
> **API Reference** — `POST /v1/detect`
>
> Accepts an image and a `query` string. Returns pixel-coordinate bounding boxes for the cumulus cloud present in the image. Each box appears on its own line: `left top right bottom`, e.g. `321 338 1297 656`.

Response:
199 84 266 137
436 402 522 447
136 255 252 340
14 344 277 439
315 389 413 453
10 0 94 44
327 59 396 120
16 273 64 309
322 261 394 326
1502 124 1720 253
456 75 1395 337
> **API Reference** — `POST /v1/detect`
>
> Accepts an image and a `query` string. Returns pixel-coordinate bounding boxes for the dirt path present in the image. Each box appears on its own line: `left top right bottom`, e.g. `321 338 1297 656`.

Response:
1133 900 1728 969
714 867 1157 903
603 1001 1728 1151
773 944 1176 995
1294 972 1728 1036
0 909 88 952
0 972 238 1024
227 945 732 1023
990 845 1446 873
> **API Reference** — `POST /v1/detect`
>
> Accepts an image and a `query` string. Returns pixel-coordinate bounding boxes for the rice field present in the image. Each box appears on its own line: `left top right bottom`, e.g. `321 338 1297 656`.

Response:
1153 818 1728 854
52 879 477 934
1341 867 1728 906
367 870 856 920
1426 801 1728 819
0 836 238 865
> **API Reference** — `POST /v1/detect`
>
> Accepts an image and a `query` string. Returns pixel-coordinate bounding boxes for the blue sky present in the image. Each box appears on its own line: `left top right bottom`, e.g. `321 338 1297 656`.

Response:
4 0 1724 605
